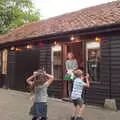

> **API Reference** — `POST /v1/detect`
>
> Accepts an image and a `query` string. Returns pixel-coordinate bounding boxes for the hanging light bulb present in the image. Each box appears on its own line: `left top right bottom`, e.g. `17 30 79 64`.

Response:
16 48 22 51
70 36 75 41
95 37 101 42
10 46 15 50
26 44 32 49
54 41 57 45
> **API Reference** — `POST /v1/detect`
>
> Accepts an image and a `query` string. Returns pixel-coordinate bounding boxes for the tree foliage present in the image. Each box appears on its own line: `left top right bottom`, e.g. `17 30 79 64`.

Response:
0 0 40 34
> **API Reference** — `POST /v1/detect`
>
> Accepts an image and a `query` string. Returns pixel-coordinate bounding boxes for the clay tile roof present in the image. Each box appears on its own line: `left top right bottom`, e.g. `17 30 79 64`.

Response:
0 0 120 44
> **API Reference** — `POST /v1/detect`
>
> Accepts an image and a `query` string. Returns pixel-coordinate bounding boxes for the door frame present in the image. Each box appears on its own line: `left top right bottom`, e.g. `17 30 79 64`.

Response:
62 41 85 98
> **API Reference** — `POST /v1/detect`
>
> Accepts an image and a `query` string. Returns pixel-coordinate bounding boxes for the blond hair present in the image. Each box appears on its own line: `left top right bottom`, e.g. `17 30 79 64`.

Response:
67 52 75 59
74 69 83 77
34 69 48 86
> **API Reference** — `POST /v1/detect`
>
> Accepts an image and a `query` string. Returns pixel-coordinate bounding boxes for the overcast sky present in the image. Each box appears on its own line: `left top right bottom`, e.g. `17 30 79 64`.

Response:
33 0 115 19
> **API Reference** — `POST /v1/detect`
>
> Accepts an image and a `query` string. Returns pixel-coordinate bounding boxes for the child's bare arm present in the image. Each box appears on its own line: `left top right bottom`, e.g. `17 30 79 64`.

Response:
45 74 54 86
84 73 90 88
26 75 34 87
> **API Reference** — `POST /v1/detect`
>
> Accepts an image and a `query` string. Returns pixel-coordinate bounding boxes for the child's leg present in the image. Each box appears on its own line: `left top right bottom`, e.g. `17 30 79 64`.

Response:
72 105 77 117
68 81 72 97
79 104 85 116
75 104 85 120
40 103 47 120
68 81 70 97
71 100 78 120
76 98 85 117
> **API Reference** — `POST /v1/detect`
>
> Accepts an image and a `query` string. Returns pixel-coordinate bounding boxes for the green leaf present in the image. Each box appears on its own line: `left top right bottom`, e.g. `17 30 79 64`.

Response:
0 0 40 34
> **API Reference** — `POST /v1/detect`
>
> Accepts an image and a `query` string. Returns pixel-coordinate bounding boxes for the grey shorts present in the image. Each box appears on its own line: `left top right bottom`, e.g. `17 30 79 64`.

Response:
72 98 84 106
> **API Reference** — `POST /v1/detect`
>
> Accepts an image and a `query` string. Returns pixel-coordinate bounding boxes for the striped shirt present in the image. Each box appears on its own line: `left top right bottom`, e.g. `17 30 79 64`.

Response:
71 78 86 100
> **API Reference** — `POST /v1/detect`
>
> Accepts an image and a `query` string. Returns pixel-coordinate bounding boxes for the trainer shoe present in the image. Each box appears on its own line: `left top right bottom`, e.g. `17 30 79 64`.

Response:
71 116 75 120
76 116 84 120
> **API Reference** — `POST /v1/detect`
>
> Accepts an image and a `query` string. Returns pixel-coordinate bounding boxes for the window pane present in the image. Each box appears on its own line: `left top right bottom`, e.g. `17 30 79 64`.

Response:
52 46 62 80
53 52 62 65
0 52 2 73
2 49 8 74
86 42 100 82
53 65 62 80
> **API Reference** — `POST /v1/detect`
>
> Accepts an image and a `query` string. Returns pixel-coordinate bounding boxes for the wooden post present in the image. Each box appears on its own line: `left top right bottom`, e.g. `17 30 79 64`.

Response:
62 44 67 98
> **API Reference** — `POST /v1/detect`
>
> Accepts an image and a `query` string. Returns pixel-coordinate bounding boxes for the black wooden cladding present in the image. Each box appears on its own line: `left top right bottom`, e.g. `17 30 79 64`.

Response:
86 35 120 109
39 45 51 73
109 36 120 109
38 45 63 98
84 39 110 106
7 51 16 89
7 45 63 96
85 83 110 106
7 46 53 91
6 34 120 109
7 48 40 91
48 81 63 98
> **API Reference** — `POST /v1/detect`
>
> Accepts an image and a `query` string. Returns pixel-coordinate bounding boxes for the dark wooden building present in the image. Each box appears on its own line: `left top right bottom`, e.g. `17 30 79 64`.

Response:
0 1 120 108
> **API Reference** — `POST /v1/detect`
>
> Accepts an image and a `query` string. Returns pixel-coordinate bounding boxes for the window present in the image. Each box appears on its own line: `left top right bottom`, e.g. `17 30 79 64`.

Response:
0 52 2 73
2 49 8 74
86 42 100 82
51 45 62 80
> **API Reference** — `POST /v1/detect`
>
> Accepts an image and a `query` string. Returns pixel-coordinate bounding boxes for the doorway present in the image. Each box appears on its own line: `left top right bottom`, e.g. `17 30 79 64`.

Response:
63 41 84 98
67 42 84 70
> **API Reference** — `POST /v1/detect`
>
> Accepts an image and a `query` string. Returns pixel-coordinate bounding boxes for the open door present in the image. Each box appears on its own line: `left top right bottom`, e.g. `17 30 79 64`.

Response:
63 41 84 98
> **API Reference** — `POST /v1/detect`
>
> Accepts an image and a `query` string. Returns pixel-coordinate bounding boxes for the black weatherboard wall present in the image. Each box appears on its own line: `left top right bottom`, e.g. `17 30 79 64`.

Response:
39 45 51 73
8 48 40 91
39 44 63 98
7 45 52 91
7 51 16 89
6 30 120 109
38 45 63 98
109 35 120 109
7 44 63 98
84 36 110 106
85 32 120 108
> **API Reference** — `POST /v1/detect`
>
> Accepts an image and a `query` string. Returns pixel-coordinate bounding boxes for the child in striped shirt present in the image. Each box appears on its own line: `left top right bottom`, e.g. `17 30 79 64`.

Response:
71 69 90 120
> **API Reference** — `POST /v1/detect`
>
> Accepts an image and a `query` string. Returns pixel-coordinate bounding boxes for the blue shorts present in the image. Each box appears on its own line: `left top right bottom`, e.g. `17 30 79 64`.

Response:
29 102 47 118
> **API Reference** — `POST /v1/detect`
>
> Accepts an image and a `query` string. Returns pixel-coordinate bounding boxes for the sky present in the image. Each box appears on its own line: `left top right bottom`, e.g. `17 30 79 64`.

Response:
33 0 115 19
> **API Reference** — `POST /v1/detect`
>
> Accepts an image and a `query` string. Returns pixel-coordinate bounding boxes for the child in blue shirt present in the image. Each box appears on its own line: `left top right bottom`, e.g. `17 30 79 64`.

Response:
71 69 90 120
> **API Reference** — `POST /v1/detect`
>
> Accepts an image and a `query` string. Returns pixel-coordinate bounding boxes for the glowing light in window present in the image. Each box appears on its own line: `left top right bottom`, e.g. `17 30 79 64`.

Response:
52 45 61 52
